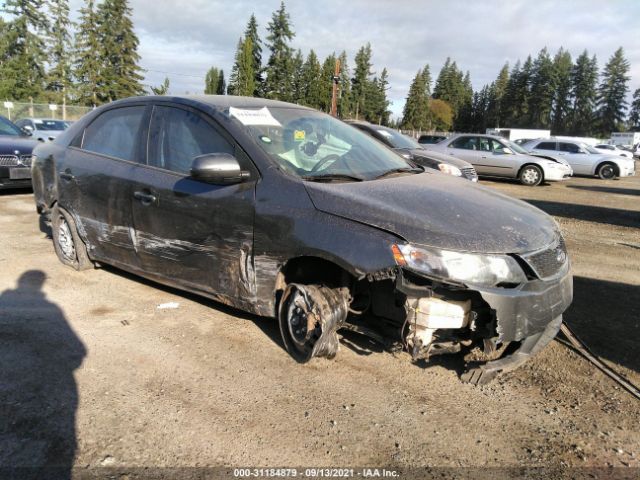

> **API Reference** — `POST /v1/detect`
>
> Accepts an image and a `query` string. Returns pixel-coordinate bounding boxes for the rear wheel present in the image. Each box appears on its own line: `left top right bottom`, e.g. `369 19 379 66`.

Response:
597 162 617 180
519 165 543 186
51 205 93 271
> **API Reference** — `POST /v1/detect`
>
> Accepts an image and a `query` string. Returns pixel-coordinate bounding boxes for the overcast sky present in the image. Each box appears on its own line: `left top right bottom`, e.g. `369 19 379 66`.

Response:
69 0 639 118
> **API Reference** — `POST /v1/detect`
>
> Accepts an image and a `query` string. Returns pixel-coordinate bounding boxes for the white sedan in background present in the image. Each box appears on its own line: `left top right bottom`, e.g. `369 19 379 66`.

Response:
593 144 634 159
522 138 635 180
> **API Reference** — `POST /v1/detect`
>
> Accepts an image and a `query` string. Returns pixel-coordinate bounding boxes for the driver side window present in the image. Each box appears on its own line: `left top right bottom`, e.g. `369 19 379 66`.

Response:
490 139 507 153
148 106 233 175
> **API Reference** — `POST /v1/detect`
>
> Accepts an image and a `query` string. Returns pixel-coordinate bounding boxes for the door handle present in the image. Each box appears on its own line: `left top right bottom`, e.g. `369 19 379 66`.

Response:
133 191 157 205
59 171 75 181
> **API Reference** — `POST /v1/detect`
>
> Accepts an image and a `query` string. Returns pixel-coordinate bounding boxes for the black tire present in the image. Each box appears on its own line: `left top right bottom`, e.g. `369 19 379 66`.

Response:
519 164 543 186
51 205 94 271
278 283 347 363
597 162 617 180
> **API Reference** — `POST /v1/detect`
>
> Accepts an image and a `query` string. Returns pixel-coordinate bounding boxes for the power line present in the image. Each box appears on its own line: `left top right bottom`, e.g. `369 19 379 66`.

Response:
142 68 205 79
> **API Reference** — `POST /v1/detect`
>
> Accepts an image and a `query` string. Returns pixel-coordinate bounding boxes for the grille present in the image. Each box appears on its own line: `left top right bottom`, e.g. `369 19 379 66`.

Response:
521 236 568 279
461 166 478 180
0 155 32 167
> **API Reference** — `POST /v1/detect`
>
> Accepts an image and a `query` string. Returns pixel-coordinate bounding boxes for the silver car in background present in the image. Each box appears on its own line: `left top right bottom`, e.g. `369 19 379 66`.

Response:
14 118 70 142
424 133 572 186
523 138 636 179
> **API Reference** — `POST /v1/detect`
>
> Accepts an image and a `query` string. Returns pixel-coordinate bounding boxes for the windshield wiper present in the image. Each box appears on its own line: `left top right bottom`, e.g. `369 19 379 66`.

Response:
373 167 422 179
302 173 364 182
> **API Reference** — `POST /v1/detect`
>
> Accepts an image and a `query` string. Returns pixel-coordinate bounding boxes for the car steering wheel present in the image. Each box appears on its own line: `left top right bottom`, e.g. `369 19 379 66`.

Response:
310 154 341 173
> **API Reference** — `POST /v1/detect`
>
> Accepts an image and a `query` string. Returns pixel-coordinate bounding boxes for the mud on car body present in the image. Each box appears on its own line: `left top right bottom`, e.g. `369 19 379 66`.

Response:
32 95 573 384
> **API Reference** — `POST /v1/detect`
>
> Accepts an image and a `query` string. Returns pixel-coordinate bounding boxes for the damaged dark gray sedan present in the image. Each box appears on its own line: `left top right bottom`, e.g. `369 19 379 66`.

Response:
32 96 573 384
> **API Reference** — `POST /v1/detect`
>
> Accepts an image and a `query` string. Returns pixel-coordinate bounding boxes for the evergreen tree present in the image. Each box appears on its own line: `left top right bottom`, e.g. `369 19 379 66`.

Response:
504 56 533 126
373 67 391 125
46 0 73 105
0 0 49 100
300 49 322 109
433 58 465 116
264 1 295 101
351 43 373 120
528 47 556 128
205 67 220 94
597 47 630 135
96 0 144 103
228 37 255 96
319 53 336 112
628 88 640 129
485 63 509 128
73 0 101 106
454 71 474 131
551 48 573 134
570 51 598 135
216 69 226 95
244 14 262 96
150 77 169 95
401 67 431 131
289 49 304 103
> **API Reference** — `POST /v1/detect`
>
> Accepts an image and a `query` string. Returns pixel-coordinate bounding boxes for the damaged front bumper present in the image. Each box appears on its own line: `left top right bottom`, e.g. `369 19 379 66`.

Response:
396 267 573 384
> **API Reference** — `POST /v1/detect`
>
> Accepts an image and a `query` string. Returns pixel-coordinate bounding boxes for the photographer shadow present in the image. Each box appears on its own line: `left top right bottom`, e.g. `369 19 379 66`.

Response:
0 270 85 479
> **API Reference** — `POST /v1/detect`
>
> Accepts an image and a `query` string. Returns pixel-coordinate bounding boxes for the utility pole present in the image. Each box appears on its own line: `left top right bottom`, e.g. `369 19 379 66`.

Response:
330 58 341 117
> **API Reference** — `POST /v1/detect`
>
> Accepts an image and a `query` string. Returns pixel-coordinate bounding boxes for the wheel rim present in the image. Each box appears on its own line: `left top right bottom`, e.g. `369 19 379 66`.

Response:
286 289 313 348
522 167 540 184
600 165 615 179
58 216 76 261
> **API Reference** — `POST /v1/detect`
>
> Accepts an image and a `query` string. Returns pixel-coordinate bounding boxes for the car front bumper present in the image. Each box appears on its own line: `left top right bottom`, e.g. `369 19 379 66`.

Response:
0 166 32 189
543 166 572 181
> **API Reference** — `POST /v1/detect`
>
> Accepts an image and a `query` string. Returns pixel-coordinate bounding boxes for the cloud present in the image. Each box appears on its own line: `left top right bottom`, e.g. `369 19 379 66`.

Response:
73 0 640 117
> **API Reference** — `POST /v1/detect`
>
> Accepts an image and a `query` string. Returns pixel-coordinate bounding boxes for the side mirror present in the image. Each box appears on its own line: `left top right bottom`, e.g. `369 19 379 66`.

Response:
22 125 33 135
190 153 250 185
502 148 514 155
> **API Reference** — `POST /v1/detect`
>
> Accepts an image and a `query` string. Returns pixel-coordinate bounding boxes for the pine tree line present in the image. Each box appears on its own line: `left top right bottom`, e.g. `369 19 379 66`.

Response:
218 2 391 124
1 0 145 107
403 47 636 137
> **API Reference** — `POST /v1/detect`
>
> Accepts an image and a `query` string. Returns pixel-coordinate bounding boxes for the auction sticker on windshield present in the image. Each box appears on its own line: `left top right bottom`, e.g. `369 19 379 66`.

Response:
229 107 282 127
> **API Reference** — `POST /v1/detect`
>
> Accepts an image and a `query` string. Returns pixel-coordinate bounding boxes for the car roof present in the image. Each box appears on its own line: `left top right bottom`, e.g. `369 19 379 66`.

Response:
111 95 314 111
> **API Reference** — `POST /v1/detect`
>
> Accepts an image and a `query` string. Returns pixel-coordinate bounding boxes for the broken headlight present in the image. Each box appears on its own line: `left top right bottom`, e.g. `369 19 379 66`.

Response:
392 244 527 287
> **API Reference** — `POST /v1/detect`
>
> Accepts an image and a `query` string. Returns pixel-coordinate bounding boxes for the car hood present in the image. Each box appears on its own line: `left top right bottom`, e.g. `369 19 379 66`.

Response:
409 149 473 169
304 171 557 254
0 136 39 154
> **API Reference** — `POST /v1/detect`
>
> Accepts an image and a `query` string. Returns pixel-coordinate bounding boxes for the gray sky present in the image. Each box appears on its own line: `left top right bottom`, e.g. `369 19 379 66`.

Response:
74 0 640 117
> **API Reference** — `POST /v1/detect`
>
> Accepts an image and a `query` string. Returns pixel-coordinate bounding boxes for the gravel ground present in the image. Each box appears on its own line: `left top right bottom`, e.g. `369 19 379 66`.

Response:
0 168 639 479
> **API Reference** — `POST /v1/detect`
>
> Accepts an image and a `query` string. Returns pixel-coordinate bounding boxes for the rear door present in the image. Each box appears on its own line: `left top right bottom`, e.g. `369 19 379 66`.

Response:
129 104 258 303
445 136 489 173
58 105 149 267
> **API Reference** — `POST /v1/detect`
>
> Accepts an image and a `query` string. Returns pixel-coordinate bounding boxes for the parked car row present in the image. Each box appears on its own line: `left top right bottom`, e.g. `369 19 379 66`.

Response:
0 115 73 190
29 95 573 384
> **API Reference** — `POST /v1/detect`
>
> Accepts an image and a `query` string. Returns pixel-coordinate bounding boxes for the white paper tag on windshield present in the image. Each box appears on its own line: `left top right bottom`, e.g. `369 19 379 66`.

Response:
229 106 281 127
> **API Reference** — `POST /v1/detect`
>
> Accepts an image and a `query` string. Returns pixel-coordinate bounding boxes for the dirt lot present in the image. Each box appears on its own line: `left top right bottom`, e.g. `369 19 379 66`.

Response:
1 169 639 478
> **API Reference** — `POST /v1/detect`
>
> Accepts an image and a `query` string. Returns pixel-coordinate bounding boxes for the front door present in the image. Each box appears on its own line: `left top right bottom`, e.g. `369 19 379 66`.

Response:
129 104 257 304
559 142 592 175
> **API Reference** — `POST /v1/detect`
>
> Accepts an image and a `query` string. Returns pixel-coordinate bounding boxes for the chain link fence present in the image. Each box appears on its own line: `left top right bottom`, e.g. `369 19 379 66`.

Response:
2 101 92 122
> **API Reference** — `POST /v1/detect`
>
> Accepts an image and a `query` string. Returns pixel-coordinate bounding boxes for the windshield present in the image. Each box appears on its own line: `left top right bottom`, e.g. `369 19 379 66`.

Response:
226 107 415 181
374 126 421 149
505 140 529 155
0 116 23 136
581 143 600 154
34 119 68 131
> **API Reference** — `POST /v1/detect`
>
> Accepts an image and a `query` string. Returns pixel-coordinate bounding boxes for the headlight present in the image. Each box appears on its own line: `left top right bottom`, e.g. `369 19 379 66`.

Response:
438 163 462 176
392 244 527 287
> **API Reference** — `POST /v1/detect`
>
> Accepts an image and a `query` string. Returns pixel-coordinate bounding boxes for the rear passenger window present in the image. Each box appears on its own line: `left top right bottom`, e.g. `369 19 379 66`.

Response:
148 106 233 175
81 106 145 161
559 143 580 153
450 137 478 150
536 142 557 150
